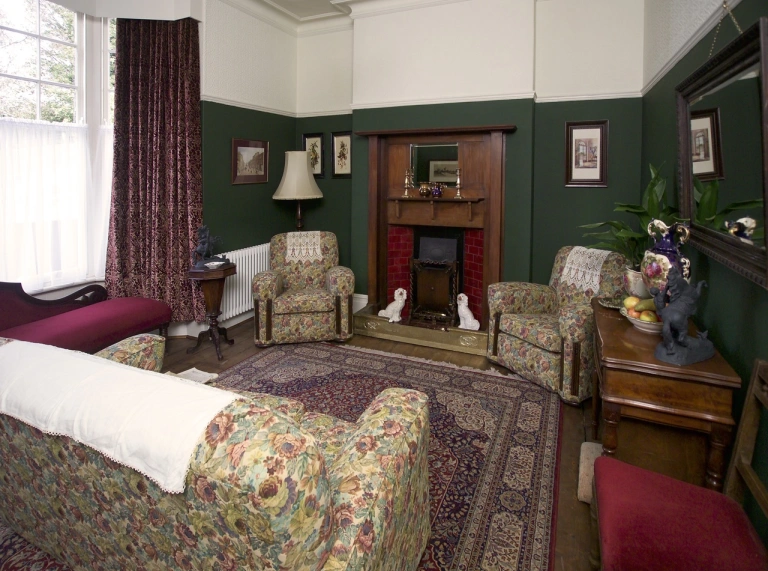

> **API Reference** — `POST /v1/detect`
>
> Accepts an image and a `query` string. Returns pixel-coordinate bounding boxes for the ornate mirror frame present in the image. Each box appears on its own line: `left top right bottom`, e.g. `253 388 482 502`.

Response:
676 17 768 288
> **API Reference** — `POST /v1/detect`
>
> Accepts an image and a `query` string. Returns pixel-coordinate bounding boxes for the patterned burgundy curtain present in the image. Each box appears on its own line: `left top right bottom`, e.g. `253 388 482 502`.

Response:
106 18 205 323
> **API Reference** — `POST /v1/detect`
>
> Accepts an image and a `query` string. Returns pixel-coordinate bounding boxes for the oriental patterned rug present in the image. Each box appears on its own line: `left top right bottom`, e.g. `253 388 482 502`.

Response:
0 343 561 571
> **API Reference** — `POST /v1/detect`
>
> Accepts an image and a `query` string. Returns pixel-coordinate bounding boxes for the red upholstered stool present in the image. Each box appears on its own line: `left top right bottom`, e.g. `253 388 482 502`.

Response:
590 360 768 571
593 456 766 570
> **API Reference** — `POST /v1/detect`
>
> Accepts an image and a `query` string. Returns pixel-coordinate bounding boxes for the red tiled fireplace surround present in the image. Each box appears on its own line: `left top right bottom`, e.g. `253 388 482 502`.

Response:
387 226 484 320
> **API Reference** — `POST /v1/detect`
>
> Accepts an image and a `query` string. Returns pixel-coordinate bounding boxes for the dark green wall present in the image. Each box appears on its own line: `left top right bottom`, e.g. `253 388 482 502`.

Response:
531 99 644 283
201 101 295 251
200 102 352 265
641 0 768 542
351 99 535 293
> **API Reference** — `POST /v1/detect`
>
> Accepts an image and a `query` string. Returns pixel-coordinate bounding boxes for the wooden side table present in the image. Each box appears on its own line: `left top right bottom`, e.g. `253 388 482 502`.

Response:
591 298 741 491
187 263 236 361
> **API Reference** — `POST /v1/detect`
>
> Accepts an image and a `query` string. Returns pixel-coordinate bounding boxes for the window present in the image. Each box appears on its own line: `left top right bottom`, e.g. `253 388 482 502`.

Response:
0 1 113 293
0 0 80 122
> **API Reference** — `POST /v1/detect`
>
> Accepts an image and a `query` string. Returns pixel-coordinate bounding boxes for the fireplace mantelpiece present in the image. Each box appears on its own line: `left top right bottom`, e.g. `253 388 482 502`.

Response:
357 125 515 335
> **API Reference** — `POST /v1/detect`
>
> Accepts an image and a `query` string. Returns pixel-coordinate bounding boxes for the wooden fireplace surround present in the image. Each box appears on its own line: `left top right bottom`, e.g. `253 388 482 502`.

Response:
356 125 516 327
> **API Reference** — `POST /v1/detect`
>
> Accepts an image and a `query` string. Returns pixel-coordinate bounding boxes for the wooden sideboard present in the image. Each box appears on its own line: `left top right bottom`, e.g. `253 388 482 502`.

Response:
591 298 741 491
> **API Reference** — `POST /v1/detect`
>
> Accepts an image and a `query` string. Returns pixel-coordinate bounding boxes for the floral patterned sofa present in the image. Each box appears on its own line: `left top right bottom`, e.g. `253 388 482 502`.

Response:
0 336 430 570
487 246 626 404
252 231 355 346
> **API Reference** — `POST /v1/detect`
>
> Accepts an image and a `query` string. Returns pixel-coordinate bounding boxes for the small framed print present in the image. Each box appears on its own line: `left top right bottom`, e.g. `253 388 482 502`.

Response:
690 108 724 181
565 120 608 187
232 139 268 184
332 131 352 178
429 160 459 183
303 133 324 178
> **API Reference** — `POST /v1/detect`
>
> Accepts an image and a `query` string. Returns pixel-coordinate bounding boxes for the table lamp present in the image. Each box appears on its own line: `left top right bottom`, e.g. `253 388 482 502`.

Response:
272 151 323 229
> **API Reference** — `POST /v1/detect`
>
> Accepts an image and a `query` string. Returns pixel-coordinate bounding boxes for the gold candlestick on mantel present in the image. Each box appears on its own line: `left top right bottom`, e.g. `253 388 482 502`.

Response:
454 168 463 199
403 168 414 197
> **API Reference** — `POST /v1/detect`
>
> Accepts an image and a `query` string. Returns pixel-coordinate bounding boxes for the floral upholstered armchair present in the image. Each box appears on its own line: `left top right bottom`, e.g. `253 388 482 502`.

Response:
486 246 626 403
252 231 355 346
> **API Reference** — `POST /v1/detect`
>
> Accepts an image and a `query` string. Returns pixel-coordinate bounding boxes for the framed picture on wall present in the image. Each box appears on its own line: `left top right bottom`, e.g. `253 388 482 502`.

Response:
332 131 352 178
565 120 608 187
690 108 724 181
232 139 268 184
302 133 324 178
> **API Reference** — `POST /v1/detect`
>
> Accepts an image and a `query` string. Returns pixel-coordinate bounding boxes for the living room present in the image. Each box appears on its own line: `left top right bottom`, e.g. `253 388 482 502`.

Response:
1 0 768 569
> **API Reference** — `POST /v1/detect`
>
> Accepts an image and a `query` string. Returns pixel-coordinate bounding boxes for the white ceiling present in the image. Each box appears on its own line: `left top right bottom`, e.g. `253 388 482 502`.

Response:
259 0 348 21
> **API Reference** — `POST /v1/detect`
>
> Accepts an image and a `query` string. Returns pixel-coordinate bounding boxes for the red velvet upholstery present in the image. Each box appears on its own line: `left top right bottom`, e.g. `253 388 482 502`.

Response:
0 298 172 354
594 456 768 571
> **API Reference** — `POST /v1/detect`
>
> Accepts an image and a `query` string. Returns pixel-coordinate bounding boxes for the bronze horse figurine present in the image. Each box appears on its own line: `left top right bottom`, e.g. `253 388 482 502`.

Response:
650 266 708 355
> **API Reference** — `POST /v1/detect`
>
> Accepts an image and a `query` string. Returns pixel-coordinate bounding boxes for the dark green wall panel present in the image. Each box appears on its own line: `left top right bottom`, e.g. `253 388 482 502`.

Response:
201 101 295 251
296 116 354 267
351 99 535 294
532 99 644 284
641 0 768 543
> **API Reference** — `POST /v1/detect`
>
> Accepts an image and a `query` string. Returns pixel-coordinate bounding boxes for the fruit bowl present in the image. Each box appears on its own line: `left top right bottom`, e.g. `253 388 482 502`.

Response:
620 307 663 335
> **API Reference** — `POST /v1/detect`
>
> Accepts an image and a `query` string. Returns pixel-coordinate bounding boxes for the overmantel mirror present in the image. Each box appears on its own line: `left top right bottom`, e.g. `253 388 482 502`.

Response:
410 143 459 186
676 17 768 288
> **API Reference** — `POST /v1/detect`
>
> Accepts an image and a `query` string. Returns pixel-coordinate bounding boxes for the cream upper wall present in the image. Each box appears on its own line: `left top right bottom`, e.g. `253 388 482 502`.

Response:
196 0 741 116
351 0 535 108
535 0 644 101
200 0 297 116
297 30 354 116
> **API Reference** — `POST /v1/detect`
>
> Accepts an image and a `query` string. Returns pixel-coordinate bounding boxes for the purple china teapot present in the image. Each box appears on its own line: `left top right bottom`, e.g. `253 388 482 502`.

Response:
640 219 691 291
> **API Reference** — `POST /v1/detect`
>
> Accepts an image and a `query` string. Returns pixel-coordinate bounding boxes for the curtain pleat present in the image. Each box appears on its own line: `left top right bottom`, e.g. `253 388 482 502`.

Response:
106 18 204 323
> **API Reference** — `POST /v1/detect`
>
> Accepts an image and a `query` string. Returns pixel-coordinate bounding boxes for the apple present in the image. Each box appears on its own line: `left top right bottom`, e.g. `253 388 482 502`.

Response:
623 296 640 310
639 310 659 322
628 308 641 319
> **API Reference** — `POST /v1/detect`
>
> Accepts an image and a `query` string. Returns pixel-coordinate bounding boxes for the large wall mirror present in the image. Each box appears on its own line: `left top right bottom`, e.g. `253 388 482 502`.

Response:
676 17 768 288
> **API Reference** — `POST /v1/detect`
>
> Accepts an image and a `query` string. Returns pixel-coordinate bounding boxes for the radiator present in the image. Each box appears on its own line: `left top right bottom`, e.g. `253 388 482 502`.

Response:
219 243 270 321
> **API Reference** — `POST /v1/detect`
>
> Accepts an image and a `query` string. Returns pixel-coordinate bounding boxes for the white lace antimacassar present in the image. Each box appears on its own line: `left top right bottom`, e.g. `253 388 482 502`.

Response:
286 231 323 263
561 246 611 293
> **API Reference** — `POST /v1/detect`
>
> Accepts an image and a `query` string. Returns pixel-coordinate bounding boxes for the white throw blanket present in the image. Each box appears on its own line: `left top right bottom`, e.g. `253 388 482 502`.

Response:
0 339 238 493
561 246 612 293
286 231 323 262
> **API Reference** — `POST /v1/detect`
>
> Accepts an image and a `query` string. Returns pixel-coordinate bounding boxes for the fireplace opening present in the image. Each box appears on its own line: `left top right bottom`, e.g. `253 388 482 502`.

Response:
410 227 464 325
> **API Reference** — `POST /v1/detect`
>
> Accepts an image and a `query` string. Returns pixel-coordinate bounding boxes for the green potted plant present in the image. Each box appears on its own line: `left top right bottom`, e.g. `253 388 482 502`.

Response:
580 164 680 296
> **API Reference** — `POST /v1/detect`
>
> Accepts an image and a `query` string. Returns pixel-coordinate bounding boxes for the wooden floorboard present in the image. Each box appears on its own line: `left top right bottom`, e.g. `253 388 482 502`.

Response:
164 319 706 571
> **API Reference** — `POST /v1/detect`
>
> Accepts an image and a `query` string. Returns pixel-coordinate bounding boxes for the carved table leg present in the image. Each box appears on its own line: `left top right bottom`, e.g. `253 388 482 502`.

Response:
602 401 621 456
591 370 601 441
706 423 732 491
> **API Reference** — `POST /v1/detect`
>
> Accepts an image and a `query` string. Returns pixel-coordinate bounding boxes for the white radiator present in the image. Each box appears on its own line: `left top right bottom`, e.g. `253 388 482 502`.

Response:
219 243 270 321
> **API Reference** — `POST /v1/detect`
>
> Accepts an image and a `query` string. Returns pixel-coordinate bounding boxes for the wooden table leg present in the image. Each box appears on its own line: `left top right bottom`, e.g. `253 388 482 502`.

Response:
591 370 601 441
602 401 621 456
706 423 732 491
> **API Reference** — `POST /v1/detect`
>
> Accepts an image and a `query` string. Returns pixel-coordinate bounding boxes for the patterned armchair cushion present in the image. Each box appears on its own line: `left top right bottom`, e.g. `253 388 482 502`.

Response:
252 270 282 301
549 246 626 304
499 314 561 352
270 232 339 291
273 288 335 314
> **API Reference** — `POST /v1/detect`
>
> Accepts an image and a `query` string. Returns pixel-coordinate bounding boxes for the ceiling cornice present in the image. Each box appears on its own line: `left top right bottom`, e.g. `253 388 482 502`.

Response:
330 0 468 20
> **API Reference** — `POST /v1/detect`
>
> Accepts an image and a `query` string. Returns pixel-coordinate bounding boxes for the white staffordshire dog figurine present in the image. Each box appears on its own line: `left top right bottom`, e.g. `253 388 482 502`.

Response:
378 288 407 323
457 293 480 330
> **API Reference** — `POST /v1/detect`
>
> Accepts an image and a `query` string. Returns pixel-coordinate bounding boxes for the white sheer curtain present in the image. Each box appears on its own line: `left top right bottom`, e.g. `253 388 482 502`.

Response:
0 118 112 292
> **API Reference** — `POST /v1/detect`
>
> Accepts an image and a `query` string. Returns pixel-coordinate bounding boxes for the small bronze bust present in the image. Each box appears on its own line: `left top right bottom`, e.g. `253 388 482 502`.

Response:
649 266 714 365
